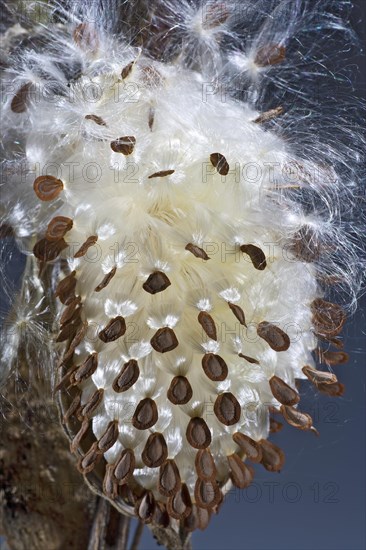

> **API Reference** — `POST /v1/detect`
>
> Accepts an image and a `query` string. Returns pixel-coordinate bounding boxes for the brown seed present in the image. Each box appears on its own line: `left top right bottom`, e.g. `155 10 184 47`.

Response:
64 322 88 362
257 321 290 351
148 169 175 179
186 417 211 449
85 114 106 126
60 297 82 326
55 271 76 304
198 311 217 340
167 376 193 405
119 484 140 506
289 226 321 263
195 449 216 480
78 442 102 474
70 418 89 453
98 316 126 343
94 266 117 292
202 2 229 29
110 136 136 155
132 398 158 430
142 433 168 468
210 152 229 176
311 298 346 337
33 175 64 201
56 321 79 343
184 505 199 532
74 235 98 258
63 392 81 422
185 243 210 260
316 333 344 349
148 106 155 130
260 439 285 472
214 392 241 426
255 44 286 67
232 432 263 463
201 353 228 381
55 364 79 393
113 449 135 484
71 353 98 384
136 491 155 524
227 453 254 489
319 350 349 366
142 271 171 294
167 484 192 520
228 302 246 326
240 244 267 270
281 405 313 431
121 61 134 79
253 106 284 124
159 459 181 497
11 82 33 113
194 478 220 509
33 237 67 262
269 376 300 406
45 216 73 242
302 366 338 385
112 359 139 393
79 388 104 419
103 464 118 499
317 381 345 397
238 353 260 365
98 420 119 452
150 327 178 353
153 502 170 528
270 418 283 433
196 507 211 530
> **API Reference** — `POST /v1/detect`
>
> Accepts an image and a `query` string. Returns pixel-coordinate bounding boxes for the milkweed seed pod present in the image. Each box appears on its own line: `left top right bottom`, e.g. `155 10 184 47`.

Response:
0 0 364 544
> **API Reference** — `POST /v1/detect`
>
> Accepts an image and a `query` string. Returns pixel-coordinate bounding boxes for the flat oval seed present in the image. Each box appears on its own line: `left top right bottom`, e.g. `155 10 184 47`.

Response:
167 376 192 405
103 464 118 499
269 376 300 406
228 302 246 326
111 136 136 155
132 398 158 430
74 235 98 258
72 353 98 384
159 460 181 496
198 311 217 340
153 502 170 528
210 152 229 176
195 449 216 480
142 271 171 294
11 82 33 113
150 327 178 353
194 479 220 509
113 449 135 484
227 453 254 489
167 484 192 520
196 507 211 530
255 44 286 67
238 353 259 365
202 353 228 381
85 114 106 126
214 393 241 426
60 297 81 326
232 432 262 463
320 350 349 366
63 392 81 422
184 506 199 532
98 420 119 452
78 442 102 474
112 359 139 393
302 366 337 385
311 299 346 337
98 316 126 343
317 381 345 397
55 271 76 304
46 216 73 241
79 388 104 419
260 439 285 472
121 61 134 79
240 244 267 270
33 238 67 262
148 169 175 179
281 405 313 430
186 418 211 449
136 491 155 524
94 266 117 292
257 321 290 351
70 418 89 453
33 175 64 201
185 243 210 260
142 433 168 468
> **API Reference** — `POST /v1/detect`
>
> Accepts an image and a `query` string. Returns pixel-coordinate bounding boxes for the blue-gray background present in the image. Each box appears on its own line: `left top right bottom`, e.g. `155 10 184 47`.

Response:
0 1 365 549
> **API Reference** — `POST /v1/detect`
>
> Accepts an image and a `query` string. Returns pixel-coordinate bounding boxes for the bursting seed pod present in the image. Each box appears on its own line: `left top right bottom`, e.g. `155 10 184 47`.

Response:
0 0 364 548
